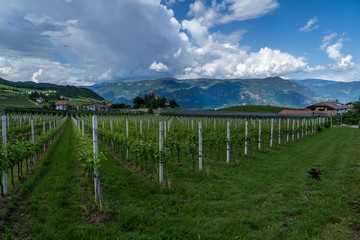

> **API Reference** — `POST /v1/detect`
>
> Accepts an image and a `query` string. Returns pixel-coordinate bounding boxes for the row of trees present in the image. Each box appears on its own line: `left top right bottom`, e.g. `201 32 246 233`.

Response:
133 94 179 109
342 101 360 125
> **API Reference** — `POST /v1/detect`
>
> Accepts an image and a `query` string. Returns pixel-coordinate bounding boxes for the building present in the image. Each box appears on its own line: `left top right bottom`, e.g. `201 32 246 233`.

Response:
83 104 96 111
149 92 161 100
36 97 45 103
278 110 336 117
305 100 350 114
55 101 67 110
165 100 171 108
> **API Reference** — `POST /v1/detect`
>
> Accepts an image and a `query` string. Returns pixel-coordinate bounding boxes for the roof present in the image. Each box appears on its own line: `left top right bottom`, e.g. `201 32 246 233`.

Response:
306 101 348 110
278 110 337 116
55 101 67 105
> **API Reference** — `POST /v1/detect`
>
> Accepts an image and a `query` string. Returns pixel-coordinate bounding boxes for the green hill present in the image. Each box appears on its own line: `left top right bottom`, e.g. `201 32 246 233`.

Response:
93 77 324 109
0 77 104 101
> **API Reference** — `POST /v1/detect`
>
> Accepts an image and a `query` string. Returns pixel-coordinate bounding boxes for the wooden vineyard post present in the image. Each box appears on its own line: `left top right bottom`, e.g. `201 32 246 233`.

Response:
159 122 164 184
258 119 261 150
31 120 35 165
2 116 8 196
245 121 248 155
92 116 102 207
226 121 230 164
199 121 203 171
140 120 142 134
270 118 274 148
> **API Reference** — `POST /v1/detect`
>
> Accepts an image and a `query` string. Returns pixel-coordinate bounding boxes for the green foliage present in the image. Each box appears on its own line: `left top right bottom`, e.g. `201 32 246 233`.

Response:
219 104 300 113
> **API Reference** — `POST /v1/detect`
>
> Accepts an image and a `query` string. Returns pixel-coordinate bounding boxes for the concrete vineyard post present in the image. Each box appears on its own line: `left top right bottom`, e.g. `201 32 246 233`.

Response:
43 121 46 152
191 120 193 130
2 116 8 196
245 121 248 155
297 119 300 139
270 118 274 148
292 119 295 141
82 120 84 136
126 119 129 159
199 121 203 171
258 119 261 150
159 122 164 184
31 120 35 165
226 121 230 164
287 119 289 143
278 119 281 146
92 116 102 207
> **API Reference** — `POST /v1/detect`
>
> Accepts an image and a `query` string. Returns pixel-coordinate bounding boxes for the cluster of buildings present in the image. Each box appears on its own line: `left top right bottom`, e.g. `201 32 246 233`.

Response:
55 101 111 111
278 100 353 116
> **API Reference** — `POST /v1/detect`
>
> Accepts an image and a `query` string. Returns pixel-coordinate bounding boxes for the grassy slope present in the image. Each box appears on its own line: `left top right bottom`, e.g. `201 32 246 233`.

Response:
1 125 360 239
1 120 88 239
86 126 359 239
218 105 300 113
0 92 37 108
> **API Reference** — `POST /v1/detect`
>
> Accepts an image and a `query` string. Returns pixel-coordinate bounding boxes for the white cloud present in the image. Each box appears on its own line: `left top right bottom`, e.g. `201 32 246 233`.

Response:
31 69 43 83
0 0 337 85
149 61 168 72
186 0 279 28
300 17 319 32
320 35 355 71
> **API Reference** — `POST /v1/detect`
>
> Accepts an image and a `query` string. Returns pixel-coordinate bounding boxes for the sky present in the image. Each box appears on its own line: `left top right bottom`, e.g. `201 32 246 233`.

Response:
0 0 359 86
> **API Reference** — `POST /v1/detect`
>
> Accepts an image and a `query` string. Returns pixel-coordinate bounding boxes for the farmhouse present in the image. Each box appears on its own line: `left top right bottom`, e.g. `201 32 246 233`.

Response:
83 104 96 111
36 97 45 103
55 101 67 110
305 100 350 114
165 100 171 108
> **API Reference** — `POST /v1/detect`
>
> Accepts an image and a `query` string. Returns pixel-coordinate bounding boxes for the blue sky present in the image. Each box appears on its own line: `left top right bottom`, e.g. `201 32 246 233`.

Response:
0 0 359 85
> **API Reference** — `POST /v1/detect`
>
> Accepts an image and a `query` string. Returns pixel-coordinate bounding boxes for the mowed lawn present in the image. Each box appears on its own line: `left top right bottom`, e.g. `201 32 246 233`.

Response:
1 123 360 239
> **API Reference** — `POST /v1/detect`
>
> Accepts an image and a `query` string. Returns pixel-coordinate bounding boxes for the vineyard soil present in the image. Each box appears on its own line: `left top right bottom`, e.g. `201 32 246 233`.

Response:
1 121 360 239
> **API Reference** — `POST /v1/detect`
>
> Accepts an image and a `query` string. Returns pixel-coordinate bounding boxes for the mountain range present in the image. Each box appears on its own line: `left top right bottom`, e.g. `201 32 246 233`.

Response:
290 79 360 104
89 77 329 109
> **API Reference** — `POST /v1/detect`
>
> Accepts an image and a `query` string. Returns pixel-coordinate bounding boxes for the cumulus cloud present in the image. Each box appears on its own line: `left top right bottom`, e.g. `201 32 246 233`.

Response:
0 0 332 85
149 61 168 72
299 17 319 32
31 69 43 83
320 33 354 71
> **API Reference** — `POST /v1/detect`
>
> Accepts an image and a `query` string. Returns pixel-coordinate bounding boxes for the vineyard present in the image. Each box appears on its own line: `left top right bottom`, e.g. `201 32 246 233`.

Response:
1 112 360 239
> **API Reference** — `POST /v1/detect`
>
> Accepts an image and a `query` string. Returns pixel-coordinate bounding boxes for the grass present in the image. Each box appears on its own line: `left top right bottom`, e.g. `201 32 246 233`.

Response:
218 105 300 113
0 92 36 108
1 124 360 239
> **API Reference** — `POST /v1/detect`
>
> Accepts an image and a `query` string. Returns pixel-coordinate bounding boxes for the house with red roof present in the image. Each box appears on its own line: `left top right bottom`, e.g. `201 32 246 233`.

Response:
305 100 350 114
55 101 67 110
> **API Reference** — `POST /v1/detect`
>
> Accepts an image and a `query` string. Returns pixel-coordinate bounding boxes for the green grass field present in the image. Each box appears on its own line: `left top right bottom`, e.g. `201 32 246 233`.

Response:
219 105 300 113
1 121 360 239
0 92 37 108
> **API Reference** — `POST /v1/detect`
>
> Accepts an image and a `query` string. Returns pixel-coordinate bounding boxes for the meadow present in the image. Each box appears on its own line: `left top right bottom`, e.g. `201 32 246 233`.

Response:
0 113 359 239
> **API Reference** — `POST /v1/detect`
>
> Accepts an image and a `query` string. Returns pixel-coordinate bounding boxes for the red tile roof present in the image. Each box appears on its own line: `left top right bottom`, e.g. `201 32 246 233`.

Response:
278 110 337 116
306 101 348 110
55 101 67 105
